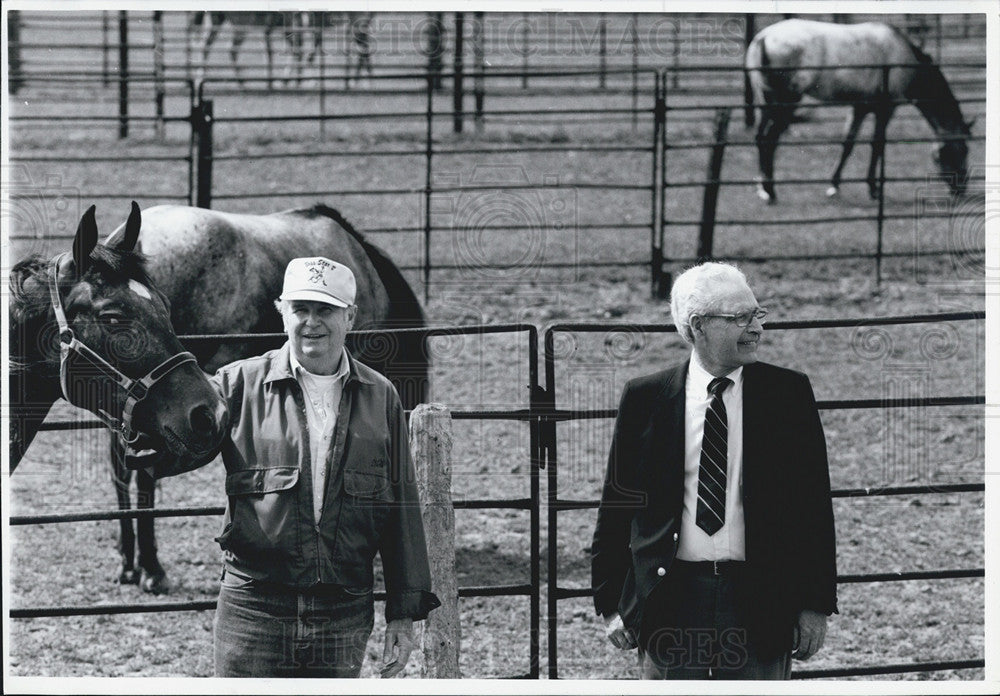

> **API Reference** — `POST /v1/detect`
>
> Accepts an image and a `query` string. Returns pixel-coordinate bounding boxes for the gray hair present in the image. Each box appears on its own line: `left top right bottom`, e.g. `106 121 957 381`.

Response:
669 262 751 344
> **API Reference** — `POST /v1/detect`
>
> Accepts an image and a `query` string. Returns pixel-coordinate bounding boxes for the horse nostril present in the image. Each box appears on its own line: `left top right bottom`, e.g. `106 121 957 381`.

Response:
189 404 215 436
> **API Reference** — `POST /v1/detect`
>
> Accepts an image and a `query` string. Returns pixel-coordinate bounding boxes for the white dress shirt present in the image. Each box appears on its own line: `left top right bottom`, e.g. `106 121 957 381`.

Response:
676 354 746 561
290 347 350 523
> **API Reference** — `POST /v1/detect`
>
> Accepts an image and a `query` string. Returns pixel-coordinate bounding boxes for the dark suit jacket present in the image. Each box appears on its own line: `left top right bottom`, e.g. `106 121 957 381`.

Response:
591 360 838 659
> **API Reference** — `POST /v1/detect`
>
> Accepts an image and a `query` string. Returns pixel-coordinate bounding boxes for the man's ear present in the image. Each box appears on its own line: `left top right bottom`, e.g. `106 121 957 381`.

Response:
346 304 358 328
689 315 703 338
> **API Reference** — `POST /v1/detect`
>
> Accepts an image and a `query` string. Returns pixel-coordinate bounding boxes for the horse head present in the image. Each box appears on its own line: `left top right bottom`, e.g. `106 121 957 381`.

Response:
30 203 228 466
933 133 969 198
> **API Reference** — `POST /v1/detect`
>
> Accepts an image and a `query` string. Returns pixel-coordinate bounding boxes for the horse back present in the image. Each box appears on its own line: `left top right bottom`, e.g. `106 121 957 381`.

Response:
749 19 919 102
107 205 392 338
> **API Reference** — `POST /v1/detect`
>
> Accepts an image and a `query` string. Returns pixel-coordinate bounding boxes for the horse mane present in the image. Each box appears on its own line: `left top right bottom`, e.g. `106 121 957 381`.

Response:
300 204 426 327
889 24 934 65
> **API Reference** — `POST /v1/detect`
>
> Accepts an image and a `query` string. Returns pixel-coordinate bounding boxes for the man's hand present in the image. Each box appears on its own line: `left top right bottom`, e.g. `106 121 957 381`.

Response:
380 618 414 678
792 609 827 661
603 612 637 650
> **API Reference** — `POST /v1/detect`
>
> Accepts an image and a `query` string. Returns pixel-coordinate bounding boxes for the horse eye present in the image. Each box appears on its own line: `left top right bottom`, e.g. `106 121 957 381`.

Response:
100 312 124 326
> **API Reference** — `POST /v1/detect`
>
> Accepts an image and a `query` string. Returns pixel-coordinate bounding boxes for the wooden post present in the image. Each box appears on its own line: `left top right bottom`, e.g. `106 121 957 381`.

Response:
411 404 461 679
521 13 529 89
194 99 214 209
697 108 731 261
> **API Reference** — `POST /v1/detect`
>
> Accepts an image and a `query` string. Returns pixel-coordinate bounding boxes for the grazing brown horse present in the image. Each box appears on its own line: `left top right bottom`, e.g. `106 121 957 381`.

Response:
9 204 229 589
745 18 973 202
103 203 429 593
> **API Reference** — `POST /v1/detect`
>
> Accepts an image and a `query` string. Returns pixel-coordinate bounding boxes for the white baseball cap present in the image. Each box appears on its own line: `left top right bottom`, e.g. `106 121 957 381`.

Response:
279 257 356 308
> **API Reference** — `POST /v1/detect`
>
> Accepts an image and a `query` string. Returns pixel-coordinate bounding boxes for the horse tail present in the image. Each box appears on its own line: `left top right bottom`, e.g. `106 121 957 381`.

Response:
307 204 430 409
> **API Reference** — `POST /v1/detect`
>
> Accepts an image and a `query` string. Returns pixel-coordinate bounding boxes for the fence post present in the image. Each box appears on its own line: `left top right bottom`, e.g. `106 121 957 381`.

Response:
8 10 22 95
598 13 607 89
876 66 887 285
653 71 670 299
697 109 731 261
423 75 434 304
193 99 214 209
631 14 639 131
453 12 465 133
521 13 529 89
153 11 165 139
427 12 445 92
102 11 110 88
411 404 461 679
473 11 484 132
118 11 129 139
743 14 756 127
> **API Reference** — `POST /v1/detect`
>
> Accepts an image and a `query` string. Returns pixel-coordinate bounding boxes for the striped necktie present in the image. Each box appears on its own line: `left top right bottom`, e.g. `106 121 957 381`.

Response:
696 376 733 536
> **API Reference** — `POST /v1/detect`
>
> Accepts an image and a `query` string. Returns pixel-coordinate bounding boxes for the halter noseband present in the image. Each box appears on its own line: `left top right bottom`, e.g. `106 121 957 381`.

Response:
48 252 198 446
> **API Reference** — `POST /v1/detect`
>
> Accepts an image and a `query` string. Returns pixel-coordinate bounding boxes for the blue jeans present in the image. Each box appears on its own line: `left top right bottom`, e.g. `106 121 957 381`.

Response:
639 561 792 680
214 568 374 677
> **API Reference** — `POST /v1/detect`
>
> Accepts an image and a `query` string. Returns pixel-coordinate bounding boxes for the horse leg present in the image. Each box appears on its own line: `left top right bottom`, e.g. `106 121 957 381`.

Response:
136 467 169 594
866 107 895 200
755 103 794 203
230 28 247 87
828 106 868 197
111 437 139 585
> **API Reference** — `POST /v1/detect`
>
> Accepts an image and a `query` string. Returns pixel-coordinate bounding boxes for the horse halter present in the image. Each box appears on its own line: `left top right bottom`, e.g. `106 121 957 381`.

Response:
48 252 199 447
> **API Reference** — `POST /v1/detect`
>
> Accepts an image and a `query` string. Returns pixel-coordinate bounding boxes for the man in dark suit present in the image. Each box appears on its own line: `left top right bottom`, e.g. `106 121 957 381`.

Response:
591 262 837 679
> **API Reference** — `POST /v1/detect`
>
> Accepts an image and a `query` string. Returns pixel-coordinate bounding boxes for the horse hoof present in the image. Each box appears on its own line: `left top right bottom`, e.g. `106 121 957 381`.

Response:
755 187 773 203
826 186 839 197
118 569 141 585
140 569 170 595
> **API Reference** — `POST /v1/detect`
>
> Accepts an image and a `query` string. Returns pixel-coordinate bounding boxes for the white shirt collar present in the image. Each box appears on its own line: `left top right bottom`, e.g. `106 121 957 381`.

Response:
289 346 350 381
689 351 743 396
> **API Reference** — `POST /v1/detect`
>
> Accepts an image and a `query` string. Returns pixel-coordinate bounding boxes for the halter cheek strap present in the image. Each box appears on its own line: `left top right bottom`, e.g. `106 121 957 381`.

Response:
49 253 198 446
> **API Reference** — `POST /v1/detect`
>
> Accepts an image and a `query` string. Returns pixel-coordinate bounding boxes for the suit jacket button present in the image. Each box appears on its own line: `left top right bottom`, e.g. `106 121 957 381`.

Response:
673 532 678 542
657 567 666 576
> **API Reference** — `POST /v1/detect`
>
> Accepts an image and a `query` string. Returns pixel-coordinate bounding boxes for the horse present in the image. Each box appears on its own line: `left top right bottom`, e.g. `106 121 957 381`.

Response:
9 203 229 589
102 203 429 593
744 18 973 203
187 11 312 89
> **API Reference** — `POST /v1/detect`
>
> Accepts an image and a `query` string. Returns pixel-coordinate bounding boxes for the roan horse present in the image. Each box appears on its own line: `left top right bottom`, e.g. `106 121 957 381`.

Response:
744 18 973 203
188 11 313 89
102 203 429 593
8 203 229 589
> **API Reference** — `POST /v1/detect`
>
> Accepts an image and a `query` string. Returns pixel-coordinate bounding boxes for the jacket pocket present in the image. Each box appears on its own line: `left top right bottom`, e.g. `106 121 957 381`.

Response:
226 466 299 496
343 468 390 499
221 467 300 557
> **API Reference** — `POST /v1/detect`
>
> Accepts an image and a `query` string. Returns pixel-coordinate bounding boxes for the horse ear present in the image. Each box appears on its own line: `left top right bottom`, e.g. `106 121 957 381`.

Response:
72 205 98 276
116 201 142 252
965 117 976 133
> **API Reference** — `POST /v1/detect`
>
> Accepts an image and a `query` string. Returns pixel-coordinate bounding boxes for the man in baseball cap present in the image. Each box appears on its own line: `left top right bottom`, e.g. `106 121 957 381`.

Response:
155 255 440 677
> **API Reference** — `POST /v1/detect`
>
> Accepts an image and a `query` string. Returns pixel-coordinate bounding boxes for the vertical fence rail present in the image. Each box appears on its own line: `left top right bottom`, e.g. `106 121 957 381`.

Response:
876 64 889 285
543 328 559 679
194 98 213 209
423 75 435 305
118 11 129 139
527 327 542 678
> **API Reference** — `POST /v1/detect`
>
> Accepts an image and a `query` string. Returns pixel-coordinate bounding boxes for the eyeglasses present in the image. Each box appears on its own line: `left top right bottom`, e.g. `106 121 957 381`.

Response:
699 308 768 327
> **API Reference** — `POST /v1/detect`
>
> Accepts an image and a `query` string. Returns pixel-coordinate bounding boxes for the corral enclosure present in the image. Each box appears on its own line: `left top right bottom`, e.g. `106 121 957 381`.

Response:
4 9 987 681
